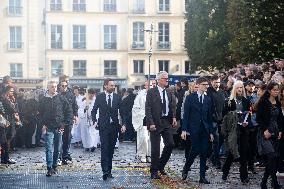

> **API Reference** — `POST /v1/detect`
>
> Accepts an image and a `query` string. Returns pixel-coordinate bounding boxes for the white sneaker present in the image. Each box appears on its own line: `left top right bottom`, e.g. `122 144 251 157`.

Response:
141 157 147 163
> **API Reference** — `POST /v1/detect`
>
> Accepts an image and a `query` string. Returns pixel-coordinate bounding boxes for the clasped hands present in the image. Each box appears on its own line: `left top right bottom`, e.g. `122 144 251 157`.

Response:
181 131 214 142
149 118 177 132
264 129 282 140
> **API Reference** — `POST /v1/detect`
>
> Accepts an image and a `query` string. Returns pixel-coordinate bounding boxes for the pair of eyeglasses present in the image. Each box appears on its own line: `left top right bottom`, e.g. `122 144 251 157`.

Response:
61 85 68 87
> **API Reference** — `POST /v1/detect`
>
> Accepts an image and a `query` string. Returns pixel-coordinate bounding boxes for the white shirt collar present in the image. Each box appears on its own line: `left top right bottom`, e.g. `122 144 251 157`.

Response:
105 91 113 97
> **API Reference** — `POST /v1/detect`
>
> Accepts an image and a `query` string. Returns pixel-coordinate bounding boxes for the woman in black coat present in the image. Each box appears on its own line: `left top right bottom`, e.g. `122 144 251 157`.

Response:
257 82 283 189
222 80 252 183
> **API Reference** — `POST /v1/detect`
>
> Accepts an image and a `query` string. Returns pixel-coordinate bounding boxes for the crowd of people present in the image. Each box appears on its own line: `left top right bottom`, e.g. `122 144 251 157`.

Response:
0 59 283 188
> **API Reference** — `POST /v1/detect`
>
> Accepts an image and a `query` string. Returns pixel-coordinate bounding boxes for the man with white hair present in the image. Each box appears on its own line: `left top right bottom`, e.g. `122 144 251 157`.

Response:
145 71 177 179
38 81 72 177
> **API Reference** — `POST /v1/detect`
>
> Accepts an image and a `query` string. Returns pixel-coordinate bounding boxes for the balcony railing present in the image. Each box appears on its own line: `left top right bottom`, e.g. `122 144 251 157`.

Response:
157 41 171 50
104 4 116 12
73 42 86 49
50 4 62 11
73 4 86 12
7 6 23 16
133 8 145 14
104 42 117 49
51 42 62 49
132 41 145 49
7 42 23 50
158 4 170 13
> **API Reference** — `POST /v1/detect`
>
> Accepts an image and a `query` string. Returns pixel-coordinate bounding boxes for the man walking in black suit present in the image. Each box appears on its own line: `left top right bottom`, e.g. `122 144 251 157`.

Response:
181 77 214 184
145 71 177 179
91 78 126 181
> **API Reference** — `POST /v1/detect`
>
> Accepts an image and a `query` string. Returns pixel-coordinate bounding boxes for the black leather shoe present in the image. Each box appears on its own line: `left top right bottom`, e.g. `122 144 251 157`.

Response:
182 170 188 180
241 178 249 184
1 159 16 164
90 147 96 152
103 174 108 181
65 156 72 161
108 173 114 178
222 174 227 181
260 181 268 189
159 170 167 176
199 177 210 184
46 168 53 177
62 159 68 165
151 173 161 179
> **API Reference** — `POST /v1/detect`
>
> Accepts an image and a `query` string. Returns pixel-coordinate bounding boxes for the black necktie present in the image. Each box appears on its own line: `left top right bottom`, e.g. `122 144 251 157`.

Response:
199 95 202 104
108 94 111 108
162 89 166 114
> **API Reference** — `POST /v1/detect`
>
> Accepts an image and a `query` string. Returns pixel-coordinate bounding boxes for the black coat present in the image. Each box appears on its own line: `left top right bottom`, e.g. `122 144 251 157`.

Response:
38 93 72 129
256 98 283 133
91 92 125 130
60 88 78 117
145 87 176 131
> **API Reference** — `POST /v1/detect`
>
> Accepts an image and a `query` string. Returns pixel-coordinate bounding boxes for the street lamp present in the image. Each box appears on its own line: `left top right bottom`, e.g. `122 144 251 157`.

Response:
142 23 158 87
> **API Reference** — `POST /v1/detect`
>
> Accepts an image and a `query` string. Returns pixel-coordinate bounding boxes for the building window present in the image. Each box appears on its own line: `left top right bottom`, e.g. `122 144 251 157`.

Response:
50 0 62 11
132 22 144 49
73 25 86 49
159 0 170 12
157 22 170 50
158 60 169 72
133 0 145 13
73 60 86 76
10 63 23 77
73 0 86 12
9 26 22 49
51 25 62 49
133 60 144 74
8 0 22 16
185 61 190 74
104 25 117 49
104 60 117 76
104 0 116 12
51 60 63 77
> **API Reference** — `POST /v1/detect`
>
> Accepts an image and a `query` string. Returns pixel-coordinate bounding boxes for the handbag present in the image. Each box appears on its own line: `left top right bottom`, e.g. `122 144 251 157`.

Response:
0 114 10 128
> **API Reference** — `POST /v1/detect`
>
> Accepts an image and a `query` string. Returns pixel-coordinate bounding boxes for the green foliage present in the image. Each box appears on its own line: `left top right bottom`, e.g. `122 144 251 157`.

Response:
184 0 284 71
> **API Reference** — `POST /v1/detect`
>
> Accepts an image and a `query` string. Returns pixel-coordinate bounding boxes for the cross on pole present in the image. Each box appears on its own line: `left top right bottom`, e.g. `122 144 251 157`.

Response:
142 23 158 88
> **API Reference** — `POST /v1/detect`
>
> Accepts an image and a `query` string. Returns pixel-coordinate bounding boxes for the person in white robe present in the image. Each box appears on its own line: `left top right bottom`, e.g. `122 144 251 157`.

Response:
132 81 164 163
80 89 100 151
71 86 84 145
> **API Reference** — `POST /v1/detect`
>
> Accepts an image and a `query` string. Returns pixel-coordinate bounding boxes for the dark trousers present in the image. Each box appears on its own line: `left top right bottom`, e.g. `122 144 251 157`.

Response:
210 123 221 166
100 123 119 175
248 127 258 169
62 124 72 159
183 126 209 178
124 116 135 141
1 142 9 162
222 126 249 181
150 119 174 174
24 118 37 148
262 139 279 186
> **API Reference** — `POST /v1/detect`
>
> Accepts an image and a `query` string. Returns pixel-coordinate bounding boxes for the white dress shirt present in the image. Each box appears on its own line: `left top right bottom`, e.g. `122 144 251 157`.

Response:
157 85 169 116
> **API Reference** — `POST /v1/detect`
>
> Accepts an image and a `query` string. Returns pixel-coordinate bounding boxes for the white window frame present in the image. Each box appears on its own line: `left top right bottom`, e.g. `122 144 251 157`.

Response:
104 25 117 49
73 60 87 76
51 25 62 49
10 63 23 77
73 25 86 49
51 60 64 77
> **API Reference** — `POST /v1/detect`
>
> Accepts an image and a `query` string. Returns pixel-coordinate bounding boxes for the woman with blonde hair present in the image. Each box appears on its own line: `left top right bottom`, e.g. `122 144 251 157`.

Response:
222 80 251 183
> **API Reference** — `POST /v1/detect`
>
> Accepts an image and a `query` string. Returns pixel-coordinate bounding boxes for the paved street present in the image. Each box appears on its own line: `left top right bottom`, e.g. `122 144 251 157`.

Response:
0 142 282 189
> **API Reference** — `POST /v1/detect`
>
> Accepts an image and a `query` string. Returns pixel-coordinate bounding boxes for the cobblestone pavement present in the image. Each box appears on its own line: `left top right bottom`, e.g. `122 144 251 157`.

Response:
0 142 283 189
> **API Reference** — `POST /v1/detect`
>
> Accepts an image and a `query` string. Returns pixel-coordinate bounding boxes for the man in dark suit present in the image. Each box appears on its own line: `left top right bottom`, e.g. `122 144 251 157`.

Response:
181 77 214 184
145 71 177 179
91 78 126 181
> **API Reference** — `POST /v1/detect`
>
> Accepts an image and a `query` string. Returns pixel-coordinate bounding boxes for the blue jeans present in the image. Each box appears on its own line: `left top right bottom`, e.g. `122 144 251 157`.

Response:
45 128 62 168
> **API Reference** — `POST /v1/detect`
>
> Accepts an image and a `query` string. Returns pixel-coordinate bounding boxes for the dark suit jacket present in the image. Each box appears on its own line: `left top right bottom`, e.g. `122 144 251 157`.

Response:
145 87 176 131
182 92 213 135
91 92 124 130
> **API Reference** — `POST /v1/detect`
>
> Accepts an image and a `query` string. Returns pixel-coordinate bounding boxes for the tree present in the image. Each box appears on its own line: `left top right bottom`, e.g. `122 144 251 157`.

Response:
185 0 230 70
